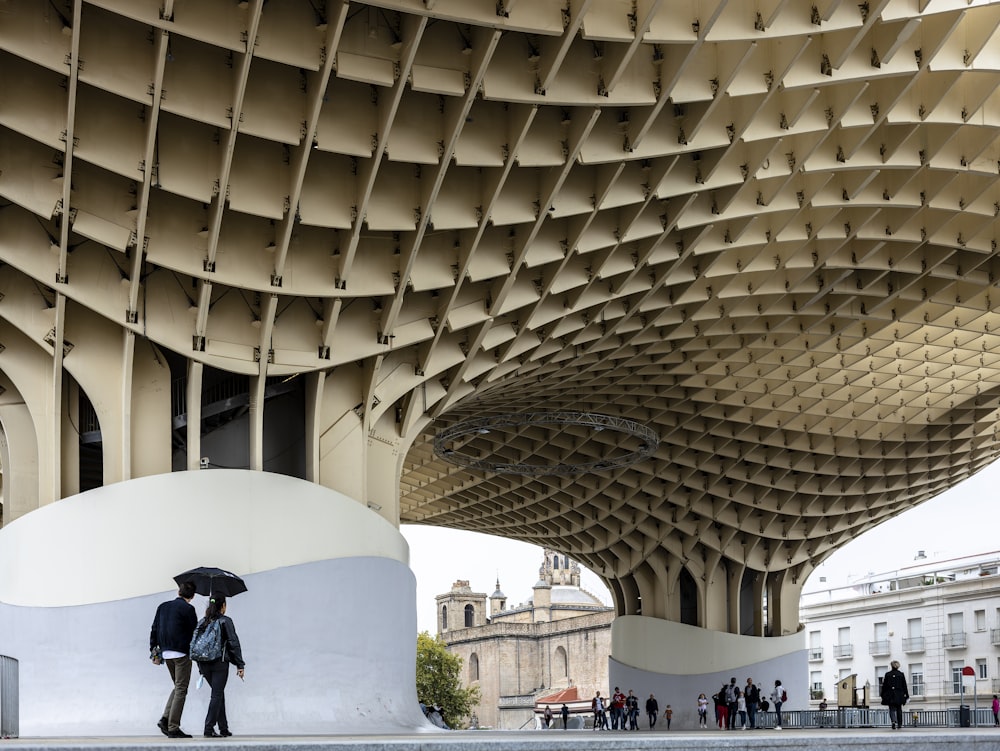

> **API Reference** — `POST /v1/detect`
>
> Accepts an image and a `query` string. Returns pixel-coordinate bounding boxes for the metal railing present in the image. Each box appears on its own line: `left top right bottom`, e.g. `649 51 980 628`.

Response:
902 636 925 652
943 631 967 648
833 643 853 658
869 639 890 655
751 706 993 729
0 655 18 738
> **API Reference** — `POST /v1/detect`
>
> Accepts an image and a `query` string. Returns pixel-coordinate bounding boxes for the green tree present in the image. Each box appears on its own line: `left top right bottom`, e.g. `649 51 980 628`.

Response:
415 631 480 728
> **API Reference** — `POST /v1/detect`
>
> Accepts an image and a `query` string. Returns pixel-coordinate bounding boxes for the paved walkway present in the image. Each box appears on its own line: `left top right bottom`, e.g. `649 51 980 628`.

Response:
2 728 1000 751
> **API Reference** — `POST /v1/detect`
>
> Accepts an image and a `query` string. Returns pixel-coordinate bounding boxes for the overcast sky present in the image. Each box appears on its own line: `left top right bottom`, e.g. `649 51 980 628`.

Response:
402 459 1000 634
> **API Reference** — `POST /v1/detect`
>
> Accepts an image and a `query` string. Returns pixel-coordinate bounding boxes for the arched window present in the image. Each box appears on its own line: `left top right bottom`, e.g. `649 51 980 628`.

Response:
469 653 480 682
441 605 448 632
464 603 475 627
554 645 568 678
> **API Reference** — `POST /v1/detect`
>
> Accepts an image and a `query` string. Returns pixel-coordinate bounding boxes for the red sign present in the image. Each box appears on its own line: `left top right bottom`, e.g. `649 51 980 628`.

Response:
962 666 976 676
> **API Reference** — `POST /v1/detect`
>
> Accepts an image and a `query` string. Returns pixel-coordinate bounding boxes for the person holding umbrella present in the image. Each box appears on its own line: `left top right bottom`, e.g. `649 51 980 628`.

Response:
193 595 245 737
173 566 248 737
149 580 198 738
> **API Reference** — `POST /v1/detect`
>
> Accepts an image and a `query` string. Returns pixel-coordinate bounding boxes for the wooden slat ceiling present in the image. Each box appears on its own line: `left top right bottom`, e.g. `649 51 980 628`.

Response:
3 0 1000 582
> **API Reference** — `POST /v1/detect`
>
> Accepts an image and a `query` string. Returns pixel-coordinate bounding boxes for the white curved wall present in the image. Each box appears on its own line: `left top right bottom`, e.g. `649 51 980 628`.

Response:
0 469 408 607
609 615 806 729
0 471 433 735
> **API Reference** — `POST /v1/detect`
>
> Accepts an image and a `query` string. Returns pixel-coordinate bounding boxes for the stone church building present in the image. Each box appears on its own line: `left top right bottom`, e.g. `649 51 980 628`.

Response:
436 550 613 729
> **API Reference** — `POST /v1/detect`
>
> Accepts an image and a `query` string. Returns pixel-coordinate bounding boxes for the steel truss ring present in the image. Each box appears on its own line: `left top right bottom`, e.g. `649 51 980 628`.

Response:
433 412 659 476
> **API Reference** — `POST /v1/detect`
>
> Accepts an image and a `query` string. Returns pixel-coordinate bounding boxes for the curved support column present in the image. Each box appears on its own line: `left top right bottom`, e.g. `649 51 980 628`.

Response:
767 568 806 637
185 361 203 472
0 396 38 524
726 560 743 634
63 306 130 485
0 323 57 508
0 470 434 735
619 572 641 615
702 553 728 631
128 337 172 479
609 615 806 728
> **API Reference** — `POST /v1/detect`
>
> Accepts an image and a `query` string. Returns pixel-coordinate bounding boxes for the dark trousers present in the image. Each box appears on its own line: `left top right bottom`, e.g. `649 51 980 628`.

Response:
647 711 656 728
201 660 231 733
162 656 192 732
727 701 738 728
747 702 757 728
887 703 904 728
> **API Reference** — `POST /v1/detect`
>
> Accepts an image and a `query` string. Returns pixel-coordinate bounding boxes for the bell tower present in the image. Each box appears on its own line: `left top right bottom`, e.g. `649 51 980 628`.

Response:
490 577 507 618
435 579 487 634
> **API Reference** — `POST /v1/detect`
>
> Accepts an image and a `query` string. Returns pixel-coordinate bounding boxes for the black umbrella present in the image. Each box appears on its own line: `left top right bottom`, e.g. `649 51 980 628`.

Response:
173 566 248 598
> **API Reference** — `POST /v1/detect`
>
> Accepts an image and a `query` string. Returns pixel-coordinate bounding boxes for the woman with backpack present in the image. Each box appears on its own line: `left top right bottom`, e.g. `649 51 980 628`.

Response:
192 595 246 737
770 680 785 730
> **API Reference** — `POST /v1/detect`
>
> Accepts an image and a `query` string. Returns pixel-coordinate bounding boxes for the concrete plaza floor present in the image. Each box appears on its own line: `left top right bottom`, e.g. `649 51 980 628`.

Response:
1 727 999 751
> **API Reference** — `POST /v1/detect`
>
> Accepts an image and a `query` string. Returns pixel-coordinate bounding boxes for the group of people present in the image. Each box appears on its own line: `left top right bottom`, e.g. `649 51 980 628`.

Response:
588 680 785 732
540 704 570 728
589 688 665 730
149 582 247 738
700 677 784 730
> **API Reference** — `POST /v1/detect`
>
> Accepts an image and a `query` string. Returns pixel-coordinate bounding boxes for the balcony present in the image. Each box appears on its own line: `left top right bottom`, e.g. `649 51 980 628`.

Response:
869 639 891 656
809 648 824 661
943 631 967 649
991 628 1000 646
902 636 924 653
833 643 854 659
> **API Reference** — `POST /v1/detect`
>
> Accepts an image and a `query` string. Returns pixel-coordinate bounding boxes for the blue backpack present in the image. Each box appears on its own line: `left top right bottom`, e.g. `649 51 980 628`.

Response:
189 618 223 662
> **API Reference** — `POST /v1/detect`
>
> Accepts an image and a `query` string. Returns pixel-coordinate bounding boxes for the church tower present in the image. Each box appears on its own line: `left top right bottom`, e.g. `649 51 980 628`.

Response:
435 580 487 634
540 549 581 587
490 577 507 618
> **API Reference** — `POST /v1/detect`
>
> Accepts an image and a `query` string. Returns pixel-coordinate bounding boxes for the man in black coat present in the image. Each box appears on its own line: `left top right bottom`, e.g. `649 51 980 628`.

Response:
150 581 198 738
880 660 910 730
744 678 760 729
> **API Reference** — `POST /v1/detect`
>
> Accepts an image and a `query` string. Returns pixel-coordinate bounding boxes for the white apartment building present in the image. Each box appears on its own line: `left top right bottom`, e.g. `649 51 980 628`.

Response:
801 551 1000 711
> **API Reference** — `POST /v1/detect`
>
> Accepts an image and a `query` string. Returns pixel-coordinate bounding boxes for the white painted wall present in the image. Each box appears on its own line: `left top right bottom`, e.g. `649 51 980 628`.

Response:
0 469 407 607
0 471 434 735
610 615 807 729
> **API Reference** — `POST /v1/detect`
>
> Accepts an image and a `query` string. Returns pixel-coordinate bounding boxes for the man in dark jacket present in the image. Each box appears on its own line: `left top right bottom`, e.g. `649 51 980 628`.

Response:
645 693 658 729
150 581 198 738
744 678 760 729
880 660 909 730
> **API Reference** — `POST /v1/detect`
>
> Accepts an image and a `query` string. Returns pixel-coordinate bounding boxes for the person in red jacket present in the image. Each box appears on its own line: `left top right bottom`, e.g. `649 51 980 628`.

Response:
611 687 626 729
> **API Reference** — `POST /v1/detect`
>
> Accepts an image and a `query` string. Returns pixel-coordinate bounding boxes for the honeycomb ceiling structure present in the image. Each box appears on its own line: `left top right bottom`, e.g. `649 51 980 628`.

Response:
4 0 1000 610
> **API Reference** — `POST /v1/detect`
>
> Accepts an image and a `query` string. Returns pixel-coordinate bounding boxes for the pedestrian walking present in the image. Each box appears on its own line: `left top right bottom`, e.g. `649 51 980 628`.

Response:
645 693 658 729
193 595 246 738
880 661 909 730
149 581 198 738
